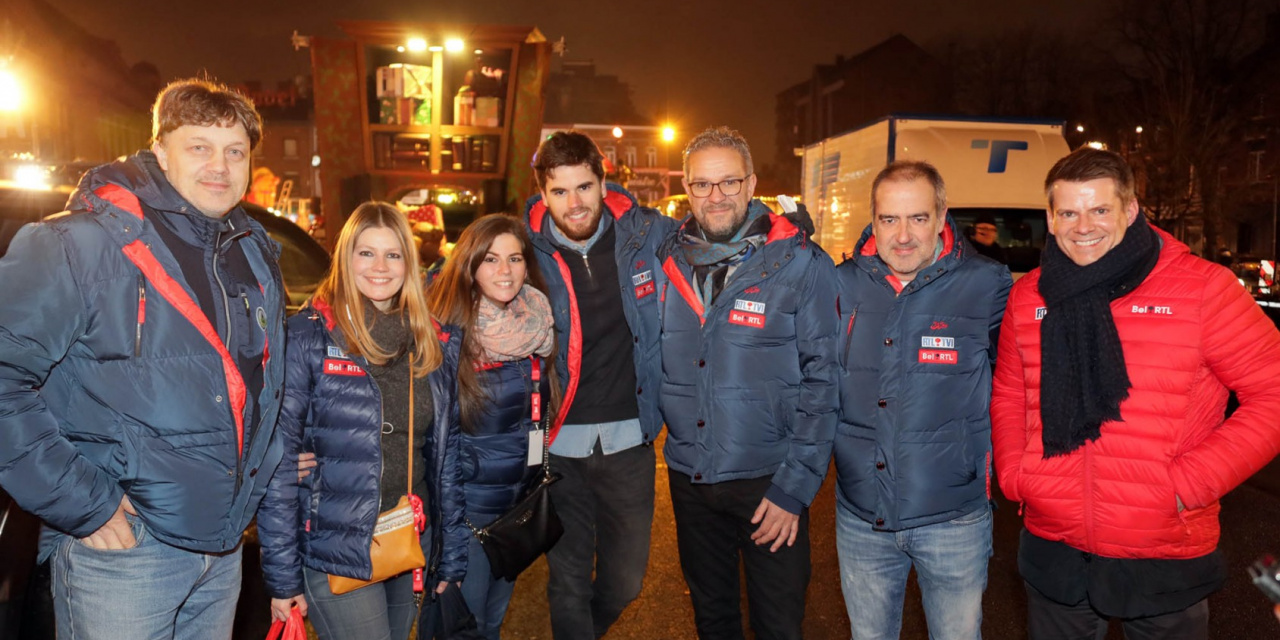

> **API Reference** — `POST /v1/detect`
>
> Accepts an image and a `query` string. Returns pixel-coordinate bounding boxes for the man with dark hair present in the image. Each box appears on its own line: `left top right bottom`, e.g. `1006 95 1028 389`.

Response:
834 160 1011 639
967 213 1008 264
523 131 676 639
0 78 286 640
992 147 1280 639
657 126 838 639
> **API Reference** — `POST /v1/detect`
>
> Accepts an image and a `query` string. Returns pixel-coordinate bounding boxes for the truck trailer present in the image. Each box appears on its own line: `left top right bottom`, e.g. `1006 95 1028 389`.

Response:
802 114 1071 273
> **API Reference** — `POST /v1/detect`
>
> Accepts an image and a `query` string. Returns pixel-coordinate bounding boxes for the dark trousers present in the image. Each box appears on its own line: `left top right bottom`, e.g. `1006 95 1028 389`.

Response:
668 470 811 640
1025 582 1209 640
546 443 655 640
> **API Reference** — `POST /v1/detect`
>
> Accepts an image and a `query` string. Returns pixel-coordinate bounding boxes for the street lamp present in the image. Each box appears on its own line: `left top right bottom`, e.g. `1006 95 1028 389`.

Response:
0 69 22 112
661 126 675 143
611 126 623 139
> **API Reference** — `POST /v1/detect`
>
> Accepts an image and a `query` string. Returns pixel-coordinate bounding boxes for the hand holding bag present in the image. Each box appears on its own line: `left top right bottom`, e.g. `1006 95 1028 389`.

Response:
264 606 307 640
467 356 564 581
328 374 427 595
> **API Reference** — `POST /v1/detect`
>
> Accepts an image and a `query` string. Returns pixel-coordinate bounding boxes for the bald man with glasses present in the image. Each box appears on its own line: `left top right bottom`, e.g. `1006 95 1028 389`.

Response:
655 126 839 640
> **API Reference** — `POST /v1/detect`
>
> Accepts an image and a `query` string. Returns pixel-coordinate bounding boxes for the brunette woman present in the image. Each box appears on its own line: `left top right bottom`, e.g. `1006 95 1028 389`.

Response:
426 214 558 639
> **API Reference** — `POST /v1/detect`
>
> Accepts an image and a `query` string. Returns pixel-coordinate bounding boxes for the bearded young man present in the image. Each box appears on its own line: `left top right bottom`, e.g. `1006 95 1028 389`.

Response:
522 131 676 639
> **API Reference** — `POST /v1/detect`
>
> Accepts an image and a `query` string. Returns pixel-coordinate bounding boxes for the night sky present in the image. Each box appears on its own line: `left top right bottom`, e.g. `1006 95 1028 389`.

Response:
47 0 1106 161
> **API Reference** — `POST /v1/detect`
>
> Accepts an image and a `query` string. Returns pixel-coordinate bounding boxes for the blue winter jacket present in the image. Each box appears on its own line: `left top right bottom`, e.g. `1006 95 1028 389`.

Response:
257 300 468 598
657 201 840 512
523 184 676 443
462 357 550 526
834 215 1012 531
0 153 287 559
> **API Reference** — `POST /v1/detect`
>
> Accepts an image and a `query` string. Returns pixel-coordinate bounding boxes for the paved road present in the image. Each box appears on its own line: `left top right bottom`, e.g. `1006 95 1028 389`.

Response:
500 442 1280 639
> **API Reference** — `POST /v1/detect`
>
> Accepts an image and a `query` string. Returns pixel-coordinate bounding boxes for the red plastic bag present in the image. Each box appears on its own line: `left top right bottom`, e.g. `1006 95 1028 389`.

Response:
265 606 306 640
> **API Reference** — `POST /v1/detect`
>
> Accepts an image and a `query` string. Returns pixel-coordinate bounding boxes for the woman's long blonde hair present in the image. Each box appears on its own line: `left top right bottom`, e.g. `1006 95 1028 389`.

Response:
313 201 442 377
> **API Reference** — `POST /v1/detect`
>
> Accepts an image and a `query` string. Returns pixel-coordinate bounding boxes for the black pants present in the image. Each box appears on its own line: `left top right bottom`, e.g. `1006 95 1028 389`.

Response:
1025 581 1209 640
546 443 655 640
668 470 811 640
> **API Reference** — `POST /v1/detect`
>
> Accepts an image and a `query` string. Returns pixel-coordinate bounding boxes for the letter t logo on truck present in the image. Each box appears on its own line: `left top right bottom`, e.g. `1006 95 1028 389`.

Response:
970 139 1030 173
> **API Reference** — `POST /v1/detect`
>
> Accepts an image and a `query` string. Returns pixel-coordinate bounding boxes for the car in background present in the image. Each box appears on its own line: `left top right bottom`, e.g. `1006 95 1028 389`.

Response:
240 201 331 313
0 181 74 259
0 184 329 314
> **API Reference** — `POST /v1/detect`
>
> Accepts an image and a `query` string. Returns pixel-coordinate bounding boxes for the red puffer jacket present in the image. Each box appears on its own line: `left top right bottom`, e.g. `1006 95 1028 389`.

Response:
991 228 1280 559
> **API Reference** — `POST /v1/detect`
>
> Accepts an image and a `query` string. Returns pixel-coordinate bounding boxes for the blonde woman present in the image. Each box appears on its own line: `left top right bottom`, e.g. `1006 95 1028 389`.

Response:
257 202 467 639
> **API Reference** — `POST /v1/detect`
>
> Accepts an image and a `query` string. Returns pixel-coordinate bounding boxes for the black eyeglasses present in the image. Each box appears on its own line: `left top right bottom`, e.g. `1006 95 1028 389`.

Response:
687 176 750 198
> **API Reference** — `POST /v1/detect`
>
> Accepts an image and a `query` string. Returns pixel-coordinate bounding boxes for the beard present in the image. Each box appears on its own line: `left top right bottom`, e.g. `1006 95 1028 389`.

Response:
696 204 747 243
554 205 603 242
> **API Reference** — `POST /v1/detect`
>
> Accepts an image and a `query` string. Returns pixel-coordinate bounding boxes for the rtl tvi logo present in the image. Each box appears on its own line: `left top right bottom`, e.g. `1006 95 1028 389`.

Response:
970 139 1029 173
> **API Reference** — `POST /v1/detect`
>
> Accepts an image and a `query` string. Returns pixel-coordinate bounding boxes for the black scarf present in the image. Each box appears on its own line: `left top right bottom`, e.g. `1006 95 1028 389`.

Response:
1037 214 1160 458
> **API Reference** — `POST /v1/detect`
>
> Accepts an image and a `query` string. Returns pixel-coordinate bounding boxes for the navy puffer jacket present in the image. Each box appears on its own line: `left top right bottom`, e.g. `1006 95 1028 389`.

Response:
523 184 676 443
0 154 286 560
461 357 550 526
835 215 1011 531
657 202 839 511
257 300 467 598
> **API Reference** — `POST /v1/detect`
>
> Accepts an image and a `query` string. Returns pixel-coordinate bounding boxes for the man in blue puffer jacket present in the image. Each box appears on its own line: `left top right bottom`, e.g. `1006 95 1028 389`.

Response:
658 126 838 640
834 161 1011 640
0 79 286 640
523 132 675 640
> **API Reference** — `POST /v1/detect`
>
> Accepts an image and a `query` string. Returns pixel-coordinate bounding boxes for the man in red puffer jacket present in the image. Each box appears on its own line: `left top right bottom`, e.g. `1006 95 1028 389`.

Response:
991 147 1280 639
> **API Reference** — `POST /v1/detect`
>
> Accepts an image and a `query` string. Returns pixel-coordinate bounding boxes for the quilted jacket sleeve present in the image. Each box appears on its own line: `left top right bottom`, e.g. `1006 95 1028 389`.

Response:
257 315 318 599
766 249 840 510
432 335 468 582
1168 266 1280 509
990 281 1029 504
0 223 123 537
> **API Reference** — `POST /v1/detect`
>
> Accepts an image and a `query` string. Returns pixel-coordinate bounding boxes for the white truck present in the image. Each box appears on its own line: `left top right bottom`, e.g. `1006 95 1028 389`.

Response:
801 114 1070 272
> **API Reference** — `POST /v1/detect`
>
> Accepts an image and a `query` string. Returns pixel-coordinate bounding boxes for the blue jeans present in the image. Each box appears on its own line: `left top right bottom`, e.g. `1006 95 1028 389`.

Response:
459 527 516 640
303 566 417 640
50 515 242 640
836 501 992 640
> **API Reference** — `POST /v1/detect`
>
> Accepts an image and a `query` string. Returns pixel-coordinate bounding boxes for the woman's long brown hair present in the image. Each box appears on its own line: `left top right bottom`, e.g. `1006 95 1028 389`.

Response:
426 214 560 432
312 201 442 377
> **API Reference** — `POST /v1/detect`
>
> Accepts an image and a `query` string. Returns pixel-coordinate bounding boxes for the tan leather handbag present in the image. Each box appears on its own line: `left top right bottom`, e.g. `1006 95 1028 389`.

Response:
328 375 426 595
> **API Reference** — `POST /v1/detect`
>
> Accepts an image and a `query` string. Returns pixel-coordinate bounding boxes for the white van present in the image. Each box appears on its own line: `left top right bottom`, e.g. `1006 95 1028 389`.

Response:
802 114 1070 274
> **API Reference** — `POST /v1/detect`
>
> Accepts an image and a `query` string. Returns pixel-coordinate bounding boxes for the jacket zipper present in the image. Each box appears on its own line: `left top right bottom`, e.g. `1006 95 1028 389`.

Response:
581 252 594 286
841 305 859 368
135 275 147 357
1084 441 1096 551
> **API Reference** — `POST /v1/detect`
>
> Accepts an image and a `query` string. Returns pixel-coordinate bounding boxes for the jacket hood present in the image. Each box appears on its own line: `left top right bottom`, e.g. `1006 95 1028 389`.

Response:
71 151 254 248
523 181 641 236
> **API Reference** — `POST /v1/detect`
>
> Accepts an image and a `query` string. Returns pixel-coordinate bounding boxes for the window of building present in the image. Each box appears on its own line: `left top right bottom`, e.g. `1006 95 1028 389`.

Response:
624 146 637 168
646 146 658 168
283 138 299 159
604 145 617 165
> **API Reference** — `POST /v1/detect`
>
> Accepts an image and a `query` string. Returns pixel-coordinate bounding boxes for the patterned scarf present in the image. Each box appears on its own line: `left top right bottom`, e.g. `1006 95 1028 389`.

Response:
680 206 770 307
474 284 555 362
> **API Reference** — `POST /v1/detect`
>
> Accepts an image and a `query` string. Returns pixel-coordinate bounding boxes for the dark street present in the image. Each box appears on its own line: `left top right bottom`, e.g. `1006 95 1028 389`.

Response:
500 437 1280 639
